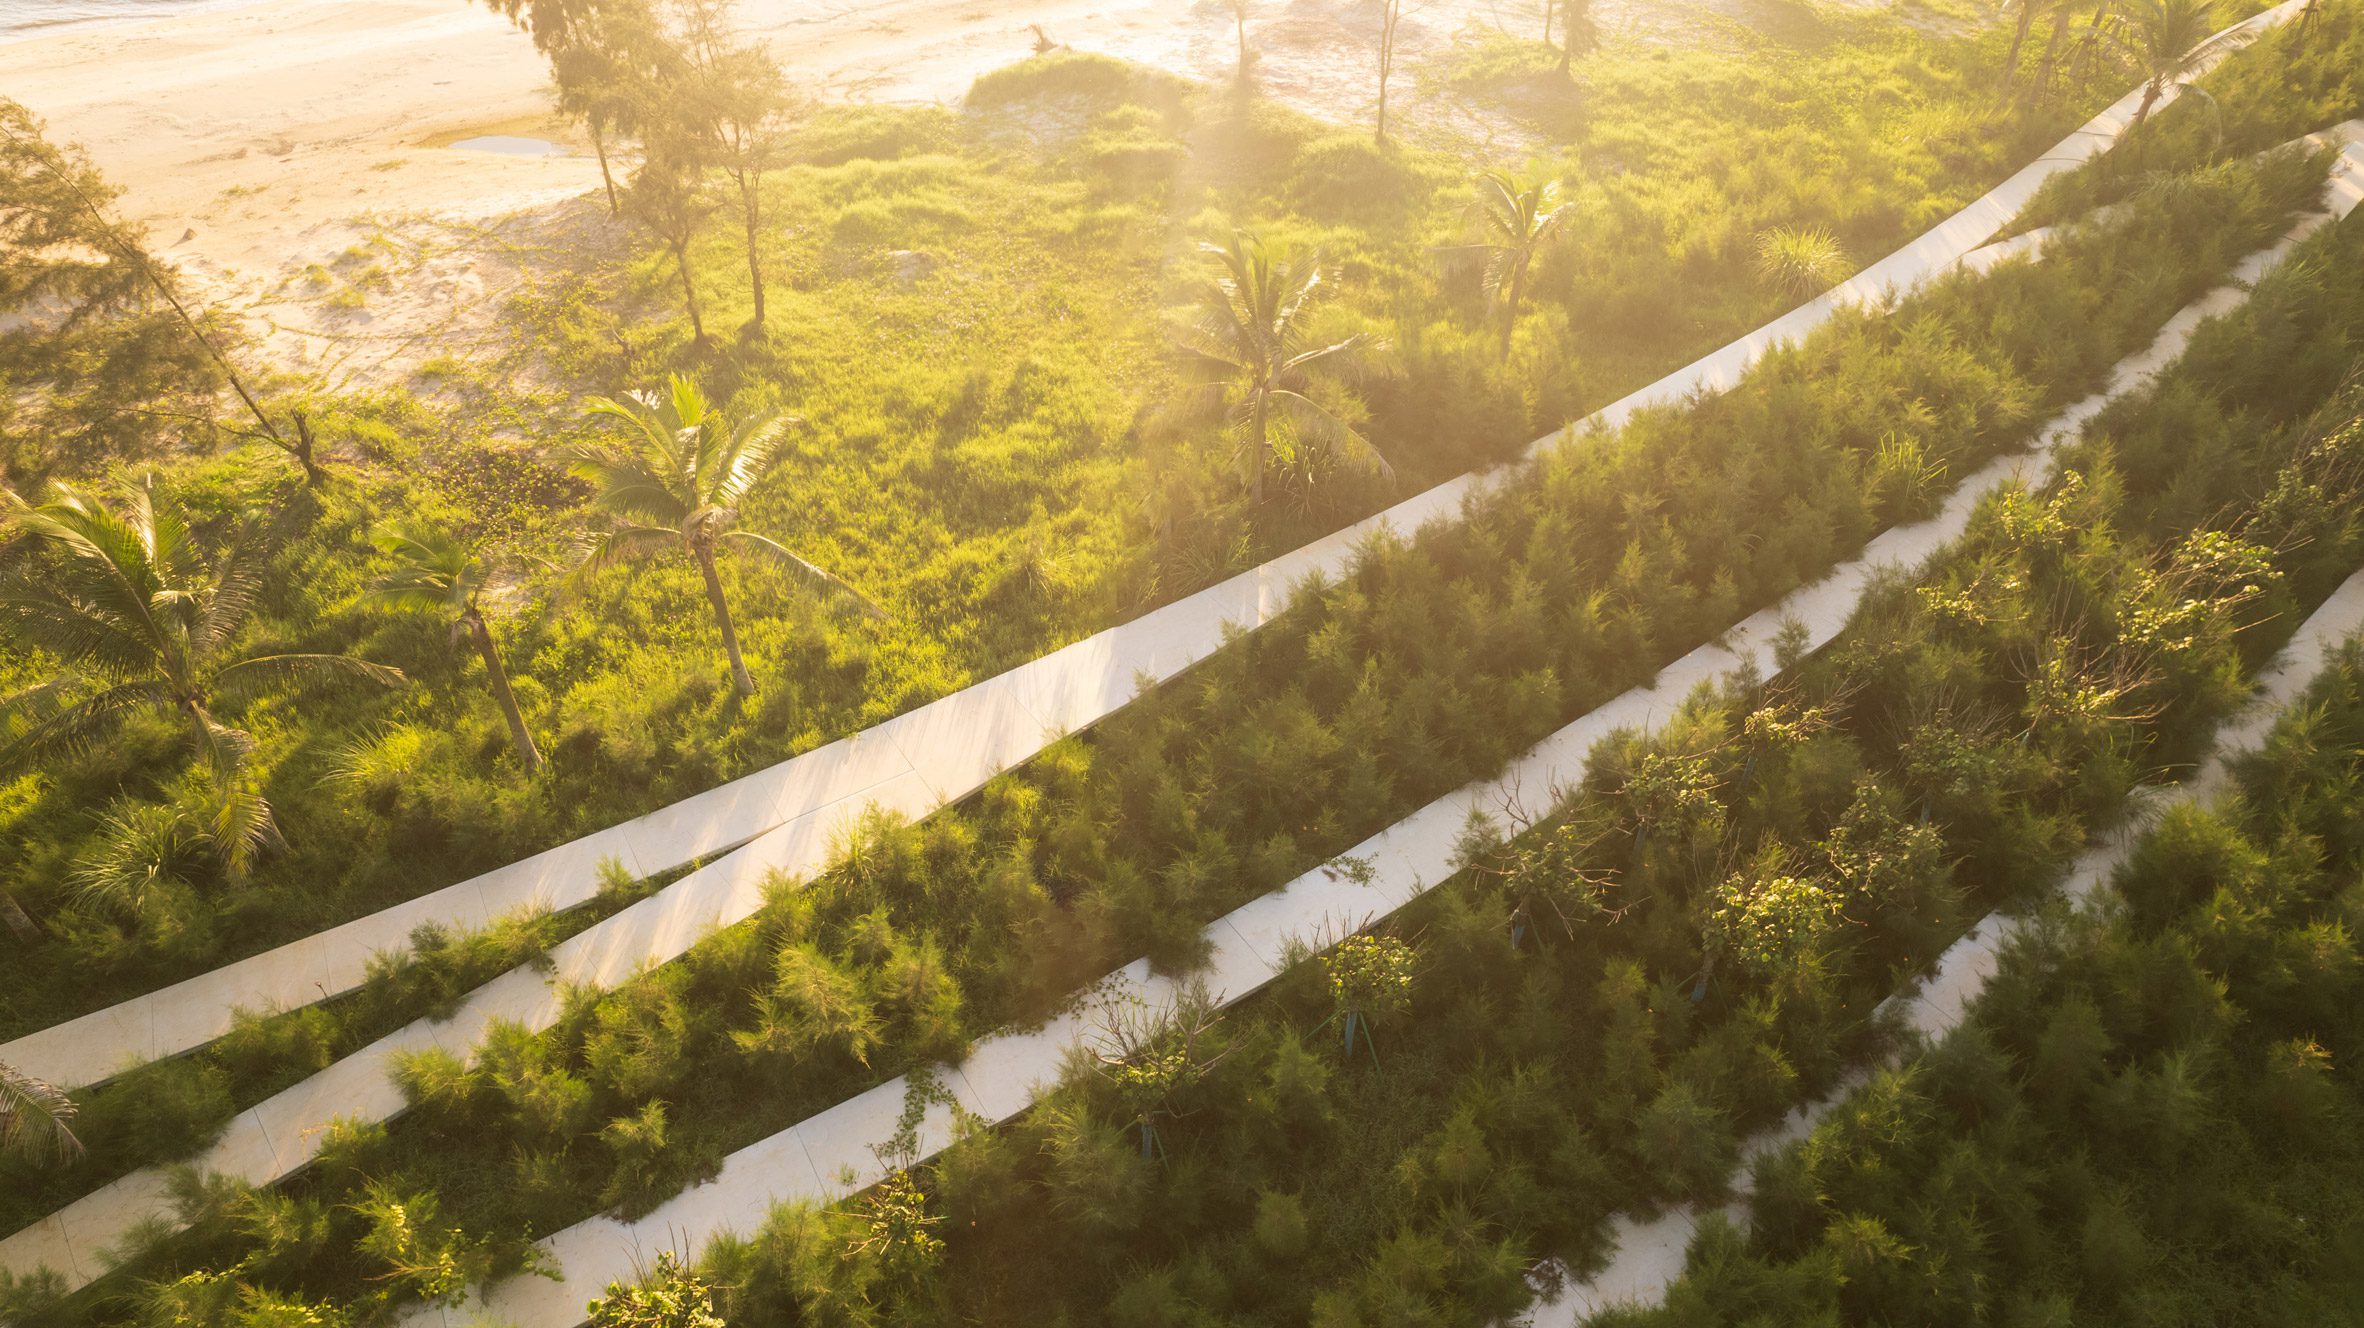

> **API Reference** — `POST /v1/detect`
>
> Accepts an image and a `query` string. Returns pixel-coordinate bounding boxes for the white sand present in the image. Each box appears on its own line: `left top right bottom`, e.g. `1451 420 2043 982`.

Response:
0 0 1540 319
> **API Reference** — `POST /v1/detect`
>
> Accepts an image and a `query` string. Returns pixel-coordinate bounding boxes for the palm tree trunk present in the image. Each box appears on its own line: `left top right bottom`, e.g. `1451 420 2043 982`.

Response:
183 697 227 775
737 168 766 329
1543 0 1553 46
1500 260 1527 360
2030 3 2076 102
1236 12 1249 78
671 238 706 342
1248 395 1271 504
469 612 543 773
591 124 621 217
2002 3 2038 87
0 886 39 943
697 546 756 695
2132 76 2163 126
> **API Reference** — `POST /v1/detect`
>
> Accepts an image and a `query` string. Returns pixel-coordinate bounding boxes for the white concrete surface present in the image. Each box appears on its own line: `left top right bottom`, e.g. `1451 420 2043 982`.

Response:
402 177 2358 1327
0 0 2271 1098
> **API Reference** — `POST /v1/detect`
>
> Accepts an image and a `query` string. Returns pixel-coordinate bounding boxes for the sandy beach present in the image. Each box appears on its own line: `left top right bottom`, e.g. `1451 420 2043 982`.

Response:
0 0 1578 381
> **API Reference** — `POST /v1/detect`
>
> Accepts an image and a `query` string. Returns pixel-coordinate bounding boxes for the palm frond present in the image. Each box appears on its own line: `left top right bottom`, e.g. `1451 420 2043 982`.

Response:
206 780 283 881
0 580 159 677
3 489 170 666
0 680 169 773
195 516 277 659
211 652 406 695
723 531 886 618
1270 388 1392 481
189 712 258 779
570 524 682 581
0 1061 81 1166
711 408 802 509
1281 333 1381 384
360 523 481 619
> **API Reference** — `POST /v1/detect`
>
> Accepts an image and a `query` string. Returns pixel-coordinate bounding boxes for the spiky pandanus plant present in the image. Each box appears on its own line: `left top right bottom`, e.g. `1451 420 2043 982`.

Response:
1467 169 1575 358
0 1061 79 1165
1172 231 1389 504
2113 0 2255 126
558 375 879 697
363 523 543 773
0 477 401 874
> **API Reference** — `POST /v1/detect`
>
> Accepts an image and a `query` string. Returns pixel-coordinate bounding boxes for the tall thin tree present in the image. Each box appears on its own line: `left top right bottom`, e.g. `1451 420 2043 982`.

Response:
363 524 544 773
2112 0 2254 126
1463 170 1573 357
0 103 322 485
481 0 669 217
1554 0 1598 74
1224 0 1255 81
559 376 878 696
623 134 719 342
1172 231 1389 503
1375 0 1409 145
677 0 795 331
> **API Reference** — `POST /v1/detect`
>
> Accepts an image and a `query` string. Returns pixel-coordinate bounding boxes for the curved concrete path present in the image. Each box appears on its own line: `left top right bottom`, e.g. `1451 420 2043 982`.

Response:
1 19 2334 1293
396 164 2363 1328
0 0 2296 1099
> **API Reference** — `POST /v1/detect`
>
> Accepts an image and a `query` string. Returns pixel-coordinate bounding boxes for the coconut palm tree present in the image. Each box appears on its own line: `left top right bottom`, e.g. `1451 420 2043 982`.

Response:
1172 231 1388 504
0 478 402 868
558 375 878 696
362 523 543 773
1466 170 1574 357
1552 0 1598 74
0 1061 78 1165
2112 0 2253 126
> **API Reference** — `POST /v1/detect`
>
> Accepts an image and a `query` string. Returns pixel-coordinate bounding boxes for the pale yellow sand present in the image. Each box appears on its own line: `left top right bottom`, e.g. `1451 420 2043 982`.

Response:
0 0 1636 382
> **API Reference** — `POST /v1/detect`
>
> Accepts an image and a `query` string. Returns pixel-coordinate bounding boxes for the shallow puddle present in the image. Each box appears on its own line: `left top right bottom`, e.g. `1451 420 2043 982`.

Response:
448 134 567 156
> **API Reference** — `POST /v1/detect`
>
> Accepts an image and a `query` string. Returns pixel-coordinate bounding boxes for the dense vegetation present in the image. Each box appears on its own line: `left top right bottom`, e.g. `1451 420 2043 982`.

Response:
685 241 2364 1328
1610 633 2364 1326
8 122 2350 1327
0 0 2156 1039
